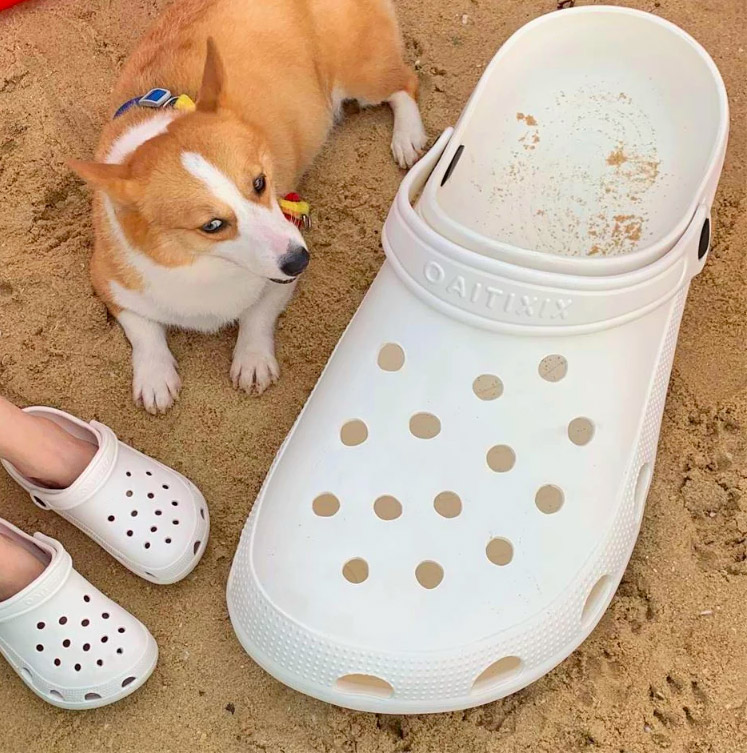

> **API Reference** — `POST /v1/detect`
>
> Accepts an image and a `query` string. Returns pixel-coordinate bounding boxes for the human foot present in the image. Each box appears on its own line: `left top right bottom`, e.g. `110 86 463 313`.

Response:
0 531 46 601
12 415 96 489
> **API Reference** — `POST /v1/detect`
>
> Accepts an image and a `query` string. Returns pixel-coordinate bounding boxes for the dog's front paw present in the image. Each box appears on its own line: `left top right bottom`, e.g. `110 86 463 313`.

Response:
133 357 182 414
231 348 280 395
391 122 427 169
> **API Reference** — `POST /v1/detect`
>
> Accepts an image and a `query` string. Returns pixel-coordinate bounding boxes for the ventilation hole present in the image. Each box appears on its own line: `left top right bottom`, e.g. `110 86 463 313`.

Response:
62 639 71 648
312 493 340 517
83 595 90 603
126 471 132 477
147 493 154 500
97 659 103 667
102 613 110 620
486 445 516 472
116 648 124 655
568 417 595 446
59 616 68 625
107 515 115 522
165 538 172 544
49 690 64 700
36 622 45 630
342 558 369 584
582 575 613 627
74 664 81 672
155 510 162 516
434 491 462 518
85 693 102 701
538 354 568 382
340 419 368 446
162 484 169 490
36 644 44 652
698 217 710 259
172 520 180 526
122 676 136 687
126 530 133 537
335 674 394 698
634 463 653 519
373 495 402 521
33 496 47 508
101 636 109 643
118 627 125 634
486 538 514 566
145 471 152 477
471 656 522 693
415 561 444 589
83 643 90 652
144 542 151 550
150 526 158 533
409 412 441 439
377 343 405 372
472 374 504 401
440 143 465 185
171 500 178 507
131 510 138 517
200 508 205 520
126 490 133 497
193 540 201 555
535 484 565 515
54 658 61 667
81 619 90 627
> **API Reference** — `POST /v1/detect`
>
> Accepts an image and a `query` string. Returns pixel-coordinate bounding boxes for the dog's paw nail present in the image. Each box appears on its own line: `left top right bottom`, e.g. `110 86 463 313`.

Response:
231 350 279 396
391 127 426 169
133 360 181 414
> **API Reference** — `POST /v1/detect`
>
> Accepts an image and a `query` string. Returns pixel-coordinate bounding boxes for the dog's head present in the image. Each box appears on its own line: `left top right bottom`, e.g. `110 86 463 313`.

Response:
70 39 308 283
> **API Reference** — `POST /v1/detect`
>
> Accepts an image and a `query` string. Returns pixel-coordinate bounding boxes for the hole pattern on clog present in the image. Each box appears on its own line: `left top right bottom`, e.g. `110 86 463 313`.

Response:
32 592 130 681
306 347 599 607
98 463 205 578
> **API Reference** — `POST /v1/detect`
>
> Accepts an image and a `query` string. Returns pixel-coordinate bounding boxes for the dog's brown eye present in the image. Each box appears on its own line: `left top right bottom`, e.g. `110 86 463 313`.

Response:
201 218 227 234
253 174 266 194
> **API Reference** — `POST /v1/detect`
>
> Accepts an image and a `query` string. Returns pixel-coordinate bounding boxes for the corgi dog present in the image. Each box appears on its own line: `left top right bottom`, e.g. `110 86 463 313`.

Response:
70 0 426 414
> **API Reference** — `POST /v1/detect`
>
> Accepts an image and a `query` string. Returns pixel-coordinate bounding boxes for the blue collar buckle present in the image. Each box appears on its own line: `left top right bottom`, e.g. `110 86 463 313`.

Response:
114 88 196 119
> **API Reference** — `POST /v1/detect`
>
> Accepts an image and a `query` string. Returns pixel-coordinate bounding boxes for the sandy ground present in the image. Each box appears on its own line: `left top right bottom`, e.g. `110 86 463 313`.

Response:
0 0 746 750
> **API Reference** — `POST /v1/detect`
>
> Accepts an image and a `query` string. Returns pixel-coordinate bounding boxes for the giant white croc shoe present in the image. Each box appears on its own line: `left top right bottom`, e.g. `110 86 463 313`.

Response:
227 7 728 713
1 407 209 585
0 519 158 709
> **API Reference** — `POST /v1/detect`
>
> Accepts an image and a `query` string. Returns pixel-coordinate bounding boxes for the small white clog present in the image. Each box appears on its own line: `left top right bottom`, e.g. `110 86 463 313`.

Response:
0 519 157 709
1 407 209 585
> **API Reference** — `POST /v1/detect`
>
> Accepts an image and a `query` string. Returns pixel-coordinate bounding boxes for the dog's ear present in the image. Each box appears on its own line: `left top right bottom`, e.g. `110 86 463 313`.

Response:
68 160 137 205
197 37 226 113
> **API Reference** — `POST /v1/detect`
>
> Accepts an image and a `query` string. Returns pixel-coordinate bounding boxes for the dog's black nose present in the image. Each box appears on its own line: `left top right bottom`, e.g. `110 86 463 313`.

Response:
279 244 310 277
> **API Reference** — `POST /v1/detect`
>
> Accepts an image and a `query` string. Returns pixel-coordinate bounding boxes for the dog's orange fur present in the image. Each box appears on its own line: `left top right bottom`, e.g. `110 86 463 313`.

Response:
73 0 417 315
67 0 423 412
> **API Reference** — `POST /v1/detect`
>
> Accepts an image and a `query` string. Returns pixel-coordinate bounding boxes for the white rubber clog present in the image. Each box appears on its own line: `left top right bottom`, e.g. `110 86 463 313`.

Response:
227 7 728 713
0 519 157 709
1 408 209 585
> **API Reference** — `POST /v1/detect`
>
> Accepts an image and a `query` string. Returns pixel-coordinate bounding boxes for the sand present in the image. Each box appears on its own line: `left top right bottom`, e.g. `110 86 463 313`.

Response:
0 0 746 750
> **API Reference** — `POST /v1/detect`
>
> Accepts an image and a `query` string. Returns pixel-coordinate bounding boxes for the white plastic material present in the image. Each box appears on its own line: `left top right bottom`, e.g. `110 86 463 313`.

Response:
227 7 728 714
0 519 157 709
1 408 210 585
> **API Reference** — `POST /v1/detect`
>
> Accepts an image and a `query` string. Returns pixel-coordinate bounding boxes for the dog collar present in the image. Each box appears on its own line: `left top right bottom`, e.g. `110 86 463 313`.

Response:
114 88 196 119
113 93 310 229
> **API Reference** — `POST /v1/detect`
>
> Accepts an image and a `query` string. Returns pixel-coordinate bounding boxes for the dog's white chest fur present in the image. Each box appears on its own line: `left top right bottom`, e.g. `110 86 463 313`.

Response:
109 248 266 332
